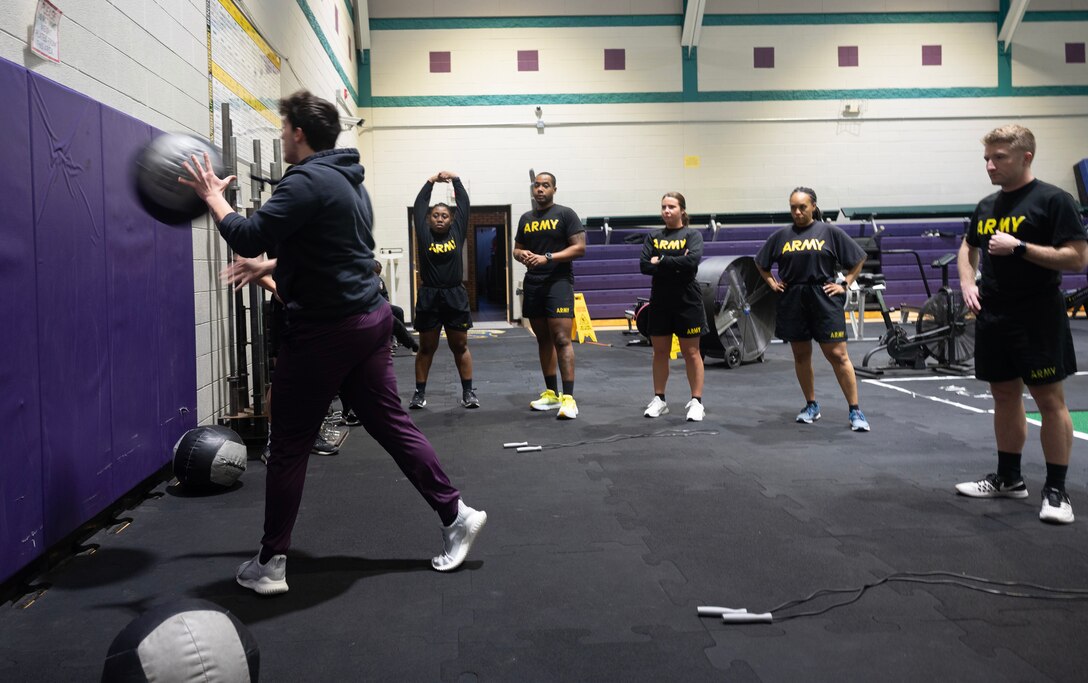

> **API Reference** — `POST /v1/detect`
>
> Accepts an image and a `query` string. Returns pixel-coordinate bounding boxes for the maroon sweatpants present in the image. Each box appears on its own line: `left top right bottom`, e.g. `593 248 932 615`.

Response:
262 302 460 554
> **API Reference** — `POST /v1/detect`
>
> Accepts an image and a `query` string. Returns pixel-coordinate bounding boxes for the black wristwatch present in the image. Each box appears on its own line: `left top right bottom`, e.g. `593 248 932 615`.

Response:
545 252 553 262
1013 240 1027 257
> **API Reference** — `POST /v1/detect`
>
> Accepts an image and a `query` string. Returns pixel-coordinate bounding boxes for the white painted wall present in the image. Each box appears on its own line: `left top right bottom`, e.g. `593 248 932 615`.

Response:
698 23 997 90
371 26 682 96
0 0 207 133
1014 21 1088 86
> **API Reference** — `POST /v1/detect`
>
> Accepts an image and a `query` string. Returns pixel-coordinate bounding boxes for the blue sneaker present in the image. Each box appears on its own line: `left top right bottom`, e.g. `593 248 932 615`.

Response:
849 408 870 432
796 402 821 424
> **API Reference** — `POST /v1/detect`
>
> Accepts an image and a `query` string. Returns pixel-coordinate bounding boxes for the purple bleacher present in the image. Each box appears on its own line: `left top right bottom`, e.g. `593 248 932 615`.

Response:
576 218 974 320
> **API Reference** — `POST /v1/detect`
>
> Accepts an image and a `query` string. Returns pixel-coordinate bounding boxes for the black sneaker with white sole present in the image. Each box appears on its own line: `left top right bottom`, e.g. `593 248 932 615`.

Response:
311 435 339 456
1039 486 1074 524
461 389 480 409
409 390 427 409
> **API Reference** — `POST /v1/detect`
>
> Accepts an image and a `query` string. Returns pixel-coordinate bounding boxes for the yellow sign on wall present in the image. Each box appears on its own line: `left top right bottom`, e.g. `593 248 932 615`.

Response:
684 156 701 168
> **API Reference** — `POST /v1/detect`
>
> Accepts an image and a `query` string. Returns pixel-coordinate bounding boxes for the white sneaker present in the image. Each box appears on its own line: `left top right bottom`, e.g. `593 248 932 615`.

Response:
644 396 669 418
236 550 289 595
685 399 705 422
955 473 1029 499
557 394 579 420
433 500 488 571
530 389 561 411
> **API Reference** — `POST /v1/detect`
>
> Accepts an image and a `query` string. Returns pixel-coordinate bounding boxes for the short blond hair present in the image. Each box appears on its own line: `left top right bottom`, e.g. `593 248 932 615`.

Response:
981 124 1036 155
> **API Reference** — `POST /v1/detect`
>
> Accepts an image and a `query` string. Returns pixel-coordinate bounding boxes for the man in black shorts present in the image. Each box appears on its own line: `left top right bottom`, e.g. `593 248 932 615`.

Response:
513 172 586 419
955 124 1088 524
409 172 477 409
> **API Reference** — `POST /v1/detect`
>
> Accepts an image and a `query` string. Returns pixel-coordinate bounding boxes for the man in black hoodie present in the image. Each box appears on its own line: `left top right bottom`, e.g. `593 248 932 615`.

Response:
182 91 486 594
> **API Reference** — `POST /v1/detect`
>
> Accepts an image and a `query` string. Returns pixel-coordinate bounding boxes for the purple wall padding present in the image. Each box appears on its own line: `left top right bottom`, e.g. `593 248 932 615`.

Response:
102 108 165 497
0 57 199 583
154 156 199 452
29 73 114 546
0 59 45 583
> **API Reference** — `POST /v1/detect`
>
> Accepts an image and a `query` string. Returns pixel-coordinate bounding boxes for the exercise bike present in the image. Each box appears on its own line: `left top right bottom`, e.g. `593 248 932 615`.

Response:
854 250 975 377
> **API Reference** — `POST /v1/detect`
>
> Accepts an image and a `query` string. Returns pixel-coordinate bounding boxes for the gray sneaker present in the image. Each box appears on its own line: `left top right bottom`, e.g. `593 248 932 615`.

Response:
796 402 821 424
236 551 288 595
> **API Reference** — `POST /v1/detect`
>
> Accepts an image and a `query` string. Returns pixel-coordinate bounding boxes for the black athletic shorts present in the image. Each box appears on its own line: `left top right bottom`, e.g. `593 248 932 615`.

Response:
646 293 706 338
413 285 473 332
974 289 1076 385
775 283 848 344
522 278 575 319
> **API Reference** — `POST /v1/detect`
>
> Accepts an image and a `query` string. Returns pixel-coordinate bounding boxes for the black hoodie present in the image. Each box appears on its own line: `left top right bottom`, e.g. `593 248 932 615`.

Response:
217 148 384 321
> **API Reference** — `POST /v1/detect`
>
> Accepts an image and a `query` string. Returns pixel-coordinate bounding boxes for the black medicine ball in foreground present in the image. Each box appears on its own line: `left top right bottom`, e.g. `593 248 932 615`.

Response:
134 133 222 225
101 598 260 682
173 425 247 490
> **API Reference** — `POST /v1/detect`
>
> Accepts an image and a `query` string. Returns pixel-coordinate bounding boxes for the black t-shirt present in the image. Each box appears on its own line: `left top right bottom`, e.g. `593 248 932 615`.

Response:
640 226 704 300
755 221 867 285
413 178 469 287
966 179 1086 300
515 204 585 283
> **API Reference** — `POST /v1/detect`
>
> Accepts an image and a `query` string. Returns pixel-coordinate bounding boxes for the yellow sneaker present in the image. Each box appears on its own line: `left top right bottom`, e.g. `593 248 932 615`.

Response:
557 394 579 420
530 389 561 411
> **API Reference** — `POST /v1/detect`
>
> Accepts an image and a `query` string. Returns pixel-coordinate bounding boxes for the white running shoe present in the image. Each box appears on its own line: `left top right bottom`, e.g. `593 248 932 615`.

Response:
685 399 705 422
644 396 669 418
955 473 1029 499
433 500 488 571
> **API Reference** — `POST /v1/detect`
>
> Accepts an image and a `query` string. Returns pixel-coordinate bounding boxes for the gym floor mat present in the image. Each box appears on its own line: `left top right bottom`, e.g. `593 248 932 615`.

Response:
3 323 1088 681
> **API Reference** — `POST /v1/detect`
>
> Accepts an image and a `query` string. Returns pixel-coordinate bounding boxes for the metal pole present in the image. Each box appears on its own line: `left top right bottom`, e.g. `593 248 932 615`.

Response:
248 139 267 417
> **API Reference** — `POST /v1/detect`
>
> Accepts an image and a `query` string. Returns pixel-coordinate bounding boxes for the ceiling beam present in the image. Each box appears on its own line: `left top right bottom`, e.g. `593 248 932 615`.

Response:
681 0 707 53
997 0 1031 53
353 0 370 50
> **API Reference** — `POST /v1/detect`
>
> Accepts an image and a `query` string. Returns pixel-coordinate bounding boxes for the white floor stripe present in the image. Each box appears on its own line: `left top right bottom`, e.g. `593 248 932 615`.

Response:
862 379 988 413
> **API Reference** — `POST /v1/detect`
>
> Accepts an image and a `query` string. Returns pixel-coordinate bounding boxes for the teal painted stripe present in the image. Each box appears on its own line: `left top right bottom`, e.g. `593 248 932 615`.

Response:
1024 11 1088 21
369 15 683 30
682 47 697 100
369 85 1088 108
703 12 996 26
683 86 1088 102
296 0 357 103
370 93 683 107
342 0 354 23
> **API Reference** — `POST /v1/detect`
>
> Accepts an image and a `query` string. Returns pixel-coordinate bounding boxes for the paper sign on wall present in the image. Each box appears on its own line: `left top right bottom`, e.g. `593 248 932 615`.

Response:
31 0 62 63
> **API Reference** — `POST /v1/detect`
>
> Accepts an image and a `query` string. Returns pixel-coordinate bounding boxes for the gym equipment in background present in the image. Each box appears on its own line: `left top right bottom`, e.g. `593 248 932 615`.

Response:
697 256 780 368
172 425 247 491
133 132 222 224
101 598 259 682
855 251 975 377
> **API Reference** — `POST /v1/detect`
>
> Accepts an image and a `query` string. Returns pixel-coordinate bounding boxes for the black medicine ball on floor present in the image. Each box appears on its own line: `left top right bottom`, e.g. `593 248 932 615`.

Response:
133 132 222 225
173 425 247 490
101 598 259 682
